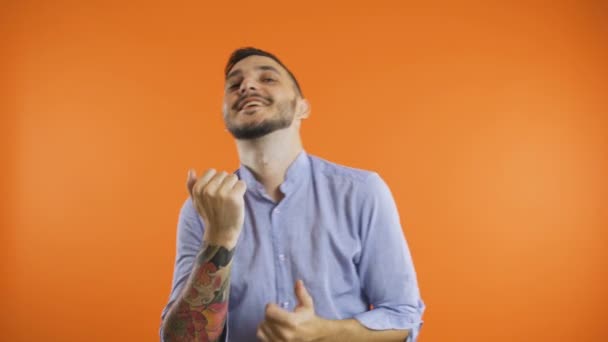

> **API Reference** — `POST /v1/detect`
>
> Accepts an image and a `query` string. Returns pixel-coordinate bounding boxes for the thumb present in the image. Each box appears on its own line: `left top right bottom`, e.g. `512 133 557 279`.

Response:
186 169 197 197
294 280 313 310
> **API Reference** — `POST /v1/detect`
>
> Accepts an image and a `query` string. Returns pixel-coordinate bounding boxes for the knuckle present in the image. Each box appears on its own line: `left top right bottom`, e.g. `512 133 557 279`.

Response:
285 316 297 328
202 169 216 181
202 186 213 197
228 192 242 202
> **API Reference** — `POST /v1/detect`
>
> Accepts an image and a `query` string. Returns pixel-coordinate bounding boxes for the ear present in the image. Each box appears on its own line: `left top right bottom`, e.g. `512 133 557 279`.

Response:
296 98 311 120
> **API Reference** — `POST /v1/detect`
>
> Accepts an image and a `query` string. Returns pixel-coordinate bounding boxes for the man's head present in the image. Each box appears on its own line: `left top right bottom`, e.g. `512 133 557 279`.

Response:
222 47 310 140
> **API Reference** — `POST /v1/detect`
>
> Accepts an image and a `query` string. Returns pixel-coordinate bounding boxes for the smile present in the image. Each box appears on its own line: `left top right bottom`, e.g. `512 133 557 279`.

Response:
243 101 263 109
239 104 265 115
238 96 268 110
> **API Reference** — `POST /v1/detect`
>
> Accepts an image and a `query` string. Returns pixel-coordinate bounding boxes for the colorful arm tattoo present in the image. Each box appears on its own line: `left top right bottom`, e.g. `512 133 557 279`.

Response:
162 244 235 342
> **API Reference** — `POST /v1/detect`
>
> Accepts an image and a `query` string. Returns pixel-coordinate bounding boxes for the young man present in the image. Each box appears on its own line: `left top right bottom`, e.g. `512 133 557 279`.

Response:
160 47 425 341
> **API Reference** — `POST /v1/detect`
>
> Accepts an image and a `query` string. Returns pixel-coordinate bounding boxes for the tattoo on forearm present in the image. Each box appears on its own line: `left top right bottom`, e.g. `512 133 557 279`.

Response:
163 244 235 341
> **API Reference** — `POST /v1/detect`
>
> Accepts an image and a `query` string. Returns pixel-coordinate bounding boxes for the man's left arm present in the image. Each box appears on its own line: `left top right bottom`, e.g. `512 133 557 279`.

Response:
257 173 425 342
257 280 410 342
349 172 426 341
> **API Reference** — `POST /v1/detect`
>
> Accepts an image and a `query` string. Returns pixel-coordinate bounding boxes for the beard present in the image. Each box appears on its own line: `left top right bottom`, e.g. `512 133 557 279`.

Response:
225 98 296 140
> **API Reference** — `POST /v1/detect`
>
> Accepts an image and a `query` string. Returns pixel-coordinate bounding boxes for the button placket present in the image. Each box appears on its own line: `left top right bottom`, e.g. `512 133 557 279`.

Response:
270 203 287 308
271 201 291 309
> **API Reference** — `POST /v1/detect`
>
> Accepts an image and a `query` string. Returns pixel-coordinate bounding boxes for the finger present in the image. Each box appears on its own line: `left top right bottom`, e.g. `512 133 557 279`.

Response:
193 169 217 197
256 323 272 342
186 169 197 197
261 321 285 341
263 320 289 341
203 171 228 195
233 180 248 197
295 280 314 309
218 173 239 195
264 303 295 327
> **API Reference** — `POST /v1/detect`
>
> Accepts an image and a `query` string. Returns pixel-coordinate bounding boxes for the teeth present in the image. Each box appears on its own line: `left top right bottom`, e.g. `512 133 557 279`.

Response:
243 101 261 109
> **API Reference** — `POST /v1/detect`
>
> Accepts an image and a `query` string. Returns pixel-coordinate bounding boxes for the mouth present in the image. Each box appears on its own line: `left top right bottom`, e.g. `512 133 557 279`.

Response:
238 97 267 111
241 102 263 110
238 104 264 116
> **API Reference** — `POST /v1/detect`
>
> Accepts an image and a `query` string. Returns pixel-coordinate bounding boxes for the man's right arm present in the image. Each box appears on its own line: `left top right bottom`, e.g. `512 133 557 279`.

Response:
161 242 234 341
161 169 246 342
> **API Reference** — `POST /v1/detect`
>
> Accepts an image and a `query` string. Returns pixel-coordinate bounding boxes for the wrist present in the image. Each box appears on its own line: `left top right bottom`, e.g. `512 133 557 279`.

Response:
203 231 239 250
318 319 363 342
316 318 339 342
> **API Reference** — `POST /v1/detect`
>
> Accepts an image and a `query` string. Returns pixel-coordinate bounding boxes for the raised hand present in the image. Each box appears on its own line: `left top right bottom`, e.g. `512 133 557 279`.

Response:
187 168 247 249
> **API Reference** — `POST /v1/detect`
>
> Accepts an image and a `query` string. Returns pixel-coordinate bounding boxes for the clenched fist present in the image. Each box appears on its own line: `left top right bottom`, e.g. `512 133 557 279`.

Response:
187 169 247 249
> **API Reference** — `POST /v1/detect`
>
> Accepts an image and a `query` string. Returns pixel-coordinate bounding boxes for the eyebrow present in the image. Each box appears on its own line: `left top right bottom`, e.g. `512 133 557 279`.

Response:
226 65 281 80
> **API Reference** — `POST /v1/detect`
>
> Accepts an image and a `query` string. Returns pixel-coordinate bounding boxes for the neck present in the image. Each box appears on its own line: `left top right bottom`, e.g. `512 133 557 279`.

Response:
235 128 303 202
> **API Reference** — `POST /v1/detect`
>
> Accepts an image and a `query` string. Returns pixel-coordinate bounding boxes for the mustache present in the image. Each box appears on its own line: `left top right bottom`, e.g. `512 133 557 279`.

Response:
234 95 271 110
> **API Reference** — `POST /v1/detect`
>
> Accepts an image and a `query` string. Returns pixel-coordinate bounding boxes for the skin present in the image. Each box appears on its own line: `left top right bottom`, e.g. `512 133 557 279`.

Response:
222 55 311 202
162 169 245 341
162 55 410 341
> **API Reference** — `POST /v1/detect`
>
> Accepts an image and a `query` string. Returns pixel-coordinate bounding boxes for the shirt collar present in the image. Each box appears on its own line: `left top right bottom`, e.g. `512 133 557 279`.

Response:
237 150 310 199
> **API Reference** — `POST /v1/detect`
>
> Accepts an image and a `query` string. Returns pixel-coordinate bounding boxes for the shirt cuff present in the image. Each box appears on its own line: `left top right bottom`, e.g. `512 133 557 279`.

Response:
353 309 423 342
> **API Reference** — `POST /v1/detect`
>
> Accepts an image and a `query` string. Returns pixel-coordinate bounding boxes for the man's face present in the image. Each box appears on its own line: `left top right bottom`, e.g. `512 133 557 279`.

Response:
222 55 300 140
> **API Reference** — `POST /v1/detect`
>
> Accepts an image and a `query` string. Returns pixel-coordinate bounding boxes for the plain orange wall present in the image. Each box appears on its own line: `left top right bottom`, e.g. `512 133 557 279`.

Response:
2 1 607 341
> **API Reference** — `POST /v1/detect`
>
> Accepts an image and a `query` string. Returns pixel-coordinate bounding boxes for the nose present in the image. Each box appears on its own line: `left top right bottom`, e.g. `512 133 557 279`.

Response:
238 77 258 95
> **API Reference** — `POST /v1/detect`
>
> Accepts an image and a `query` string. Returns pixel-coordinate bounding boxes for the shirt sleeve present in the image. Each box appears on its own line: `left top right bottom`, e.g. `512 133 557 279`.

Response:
352 173 426 342
159 197 207 341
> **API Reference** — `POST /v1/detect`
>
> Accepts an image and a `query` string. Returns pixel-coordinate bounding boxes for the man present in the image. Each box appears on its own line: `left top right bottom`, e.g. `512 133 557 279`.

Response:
160 47 425 342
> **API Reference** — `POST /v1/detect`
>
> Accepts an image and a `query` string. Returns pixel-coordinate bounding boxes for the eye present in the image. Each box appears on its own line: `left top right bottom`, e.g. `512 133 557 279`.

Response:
262 78 276 83
228 83 240 90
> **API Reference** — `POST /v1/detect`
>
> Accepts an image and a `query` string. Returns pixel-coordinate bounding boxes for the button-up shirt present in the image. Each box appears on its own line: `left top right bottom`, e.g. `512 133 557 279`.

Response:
161 151 425 341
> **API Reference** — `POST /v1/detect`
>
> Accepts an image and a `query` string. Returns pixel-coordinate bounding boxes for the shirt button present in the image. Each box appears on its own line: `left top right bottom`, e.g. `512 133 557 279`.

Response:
278 254 286 261
275 208 281 214
280 301 290 309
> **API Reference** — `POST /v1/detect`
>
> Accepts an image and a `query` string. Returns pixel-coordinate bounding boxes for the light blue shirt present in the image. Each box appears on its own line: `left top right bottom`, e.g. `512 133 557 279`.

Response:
161 151 425 341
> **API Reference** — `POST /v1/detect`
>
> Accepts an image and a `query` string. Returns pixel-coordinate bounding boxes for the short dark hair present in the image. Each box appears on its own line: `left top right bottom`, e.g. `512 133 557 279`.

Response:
224 47 303 97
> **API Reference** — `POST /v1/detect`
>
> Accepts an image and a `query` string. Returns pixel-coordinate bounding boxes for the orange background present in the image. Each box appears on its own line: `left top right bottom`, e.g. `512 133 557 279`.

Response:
2 1 607 341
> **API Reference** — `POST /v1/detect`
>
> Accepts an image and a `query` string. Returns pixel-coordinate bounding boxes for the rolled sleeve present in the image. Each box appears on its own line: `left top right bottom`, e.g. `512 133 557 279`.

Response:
354 173 425 341
354 306 424 341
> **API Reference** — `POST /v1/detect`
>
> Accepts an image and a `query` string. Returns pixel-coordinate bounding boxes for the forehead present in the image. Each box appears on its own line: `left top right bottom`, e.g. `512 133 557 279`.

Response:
226 55 286 79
